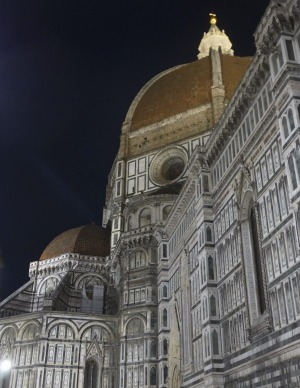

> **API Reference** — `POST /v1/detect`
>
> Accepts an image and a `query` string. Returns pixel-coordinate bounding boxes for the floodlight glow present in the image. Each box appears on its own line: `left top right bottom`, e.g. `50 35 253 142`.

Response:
0 359 11 372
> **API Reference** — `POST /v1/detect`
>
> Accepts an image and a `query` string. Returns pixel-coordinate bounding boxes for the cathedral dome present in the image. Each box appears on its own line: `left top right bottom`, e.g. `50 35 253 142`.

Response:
126 55 252 132
39 225 110 261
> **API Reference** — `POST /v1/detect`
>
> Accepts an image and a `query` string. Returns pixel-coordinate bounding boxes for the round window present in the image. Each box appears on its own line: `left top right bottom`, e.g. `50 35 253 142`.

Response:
149 146 187 186
161 157 185 181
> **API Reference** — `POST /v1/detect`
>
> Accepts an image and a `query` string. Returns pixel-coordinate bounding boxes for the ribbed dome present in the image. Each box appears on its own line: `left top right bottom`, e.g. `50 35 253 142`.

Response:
40 225 110 261
128 55 252 132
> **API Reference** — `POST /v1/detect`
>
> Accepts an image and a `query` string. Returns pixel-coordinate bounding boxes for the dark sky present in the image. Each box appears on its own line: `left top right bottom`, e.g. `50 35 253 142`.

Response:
0 0 270 299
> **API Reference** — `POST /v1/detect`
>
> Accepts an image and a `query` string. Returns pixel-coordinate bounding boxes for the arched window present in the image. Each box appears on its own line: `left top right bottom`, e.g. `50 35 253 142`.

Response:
163 309 168 327
295 147 300 180
288 109 295 131
150 312 157 330
210 294 217 316
113 217 118 230
250 208 266 314
279 180 287 215
282 116 289 138
163 339 168 355
208 256 214 280
139 208 151 227
129 251 146 269
206 226 212 242
163 205 172 221
162 285 168 298
84 358 100 388
150 367 157 385
164 366 168 383
286 229 296 261
288 154 298 190
127 318 144 336
212 330 219 355
150 341 157 357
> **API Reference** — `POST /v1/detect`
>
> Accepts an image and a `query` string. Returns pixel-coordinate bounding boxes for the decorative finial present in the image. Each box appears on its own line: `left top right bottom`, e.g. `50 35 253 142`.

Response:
209 13 217 25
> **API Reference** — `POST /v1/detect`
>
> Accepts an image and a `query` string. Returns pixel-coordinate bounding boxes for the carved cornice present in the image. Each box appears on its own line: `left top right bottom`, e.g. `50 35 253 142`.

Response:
120 231 158 250
29 254 111 279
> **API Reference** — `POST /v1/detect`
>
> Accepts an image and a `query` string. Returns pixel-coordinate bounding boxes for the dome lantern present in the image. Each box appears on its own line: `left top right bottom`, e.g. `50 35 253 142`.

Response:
198 13 234 59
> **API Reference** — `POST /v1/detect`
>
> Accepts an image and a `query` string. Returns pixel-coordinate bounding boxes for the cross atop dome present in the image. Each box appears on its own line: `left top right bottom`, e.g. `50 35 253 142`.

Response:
197 13 234 59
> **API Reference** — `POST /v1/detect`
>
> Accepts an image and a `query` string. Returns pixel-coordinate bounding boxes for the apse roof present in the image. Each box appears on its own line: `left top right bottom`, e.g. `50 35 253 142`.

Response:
40 225 110 261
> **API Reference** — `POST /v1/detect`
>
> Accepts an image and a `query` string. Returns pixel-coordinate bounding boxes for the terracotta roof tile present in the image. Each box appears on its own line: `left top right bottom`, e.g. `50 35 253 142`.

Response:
40 225 110 261
130 55 252 131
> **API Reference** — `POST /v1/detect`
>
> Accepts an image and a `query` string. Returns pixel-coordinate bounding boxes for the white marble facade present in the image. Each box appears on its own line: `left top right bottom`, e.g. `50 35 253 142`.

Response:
1 0 300 387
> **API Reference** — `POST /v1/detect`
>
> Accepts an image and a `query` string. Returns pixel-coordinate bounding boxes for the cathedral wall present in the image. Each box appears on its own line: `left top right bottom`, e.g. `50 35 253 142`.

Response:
0 312 118 388
204 11 300 385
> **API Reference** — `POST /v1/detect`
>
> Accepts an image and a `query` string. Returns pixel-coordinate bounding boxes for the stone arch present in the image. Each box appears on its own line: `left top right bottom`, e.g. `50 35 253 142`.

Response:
37 275 61 296
76 274 108 315
75 273 108 290
46 320 78 339
0 326 17 369
19 321 41 341
79 323 114 342
125 316 146 337
18 320 41 341
0 325 17 342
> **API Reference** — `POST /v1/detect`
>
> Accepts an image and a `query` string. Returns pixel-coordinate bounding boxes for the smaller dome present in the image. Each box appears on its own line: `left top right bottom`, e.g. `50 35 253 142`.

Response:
40 225 110 261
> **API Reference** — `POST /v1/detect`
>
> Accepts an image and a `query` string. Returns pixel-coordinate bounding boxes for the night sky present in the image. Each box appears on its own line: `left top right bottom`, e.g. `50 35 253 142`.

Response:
0 0 270 300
